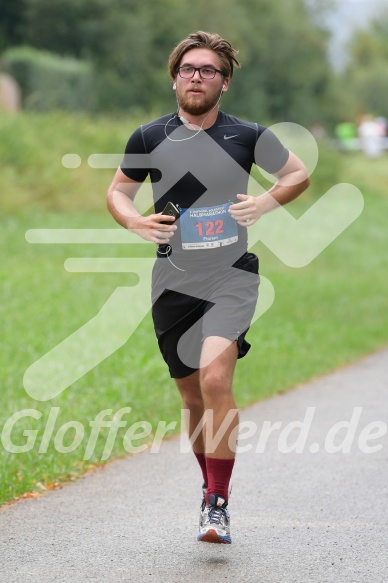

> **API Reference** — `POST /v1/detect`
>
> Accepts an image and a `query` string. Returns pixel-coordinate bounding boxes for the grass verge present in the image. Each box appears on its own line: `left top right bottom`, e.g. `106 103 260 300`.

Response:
1 114 387 505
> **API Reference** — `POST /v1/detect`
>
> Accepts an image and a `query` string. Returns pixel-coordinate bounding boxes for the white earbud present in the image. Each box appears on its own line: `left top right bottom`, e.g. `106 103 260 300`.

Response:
172 82 176 90
222 85 226 91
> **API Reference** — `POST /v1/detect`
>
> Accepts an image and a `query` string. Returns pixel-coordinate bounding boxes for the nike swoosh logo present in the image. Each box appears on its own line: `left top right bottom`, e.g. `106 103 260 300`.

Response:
224 134 239 140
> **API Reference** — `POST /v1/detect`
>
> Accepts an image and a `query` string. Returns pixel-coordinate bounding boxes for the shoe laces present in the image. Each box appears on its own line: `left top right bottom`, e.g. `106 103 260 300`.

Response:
208 505 227 525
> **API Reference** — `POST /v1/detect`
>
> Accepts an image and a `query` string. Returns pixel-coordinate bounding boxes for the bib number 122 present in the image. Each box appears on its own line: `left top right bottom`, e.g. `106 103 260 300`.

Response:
195 220 224 237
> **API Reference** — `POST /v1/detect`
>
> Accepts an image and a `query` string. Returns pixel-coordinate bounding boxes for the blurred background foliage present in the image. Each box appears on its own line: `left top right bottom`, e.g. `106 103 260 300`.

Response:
1 0 388 503
0 0 387 126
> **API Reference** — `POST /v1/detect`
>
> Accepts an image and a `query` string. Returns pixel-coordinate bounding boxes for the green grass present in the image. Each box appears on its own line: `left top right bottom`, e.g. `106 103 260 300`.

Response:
1 112 388 505
0 111 141 214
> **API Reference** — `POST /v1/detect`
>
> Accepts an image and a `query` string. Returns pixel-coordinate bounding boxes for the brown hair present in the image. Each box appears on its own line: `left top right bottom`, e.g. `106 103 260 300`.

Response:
168 31 240 80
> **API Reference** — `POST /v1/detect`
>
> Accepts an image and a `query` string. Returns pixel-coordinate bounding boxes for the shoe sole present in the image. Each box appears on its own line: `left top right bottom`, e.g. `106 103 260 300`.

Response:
197 529 231 544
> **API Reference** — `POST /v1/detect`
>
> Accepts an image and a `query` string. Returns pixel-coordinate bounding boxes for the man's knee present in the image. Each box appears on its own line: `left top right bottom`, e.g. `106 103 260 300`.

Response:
181 392 204 412
200 366 232 399
175 373 204 411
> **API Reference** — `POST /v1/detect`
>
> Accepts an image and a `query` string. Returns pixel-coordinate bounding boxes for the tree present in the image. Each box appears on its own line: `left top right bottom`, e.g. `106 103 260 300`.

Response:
0 0 26 51
1 0 336 124
17 0 108 58
348 13 388 68
343 9 388 118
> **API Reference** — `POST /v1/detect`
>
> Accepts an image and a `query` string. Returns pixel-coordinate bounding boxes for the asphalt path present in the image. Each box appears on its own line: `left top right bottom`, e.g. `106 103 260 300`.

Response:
1 349 388 582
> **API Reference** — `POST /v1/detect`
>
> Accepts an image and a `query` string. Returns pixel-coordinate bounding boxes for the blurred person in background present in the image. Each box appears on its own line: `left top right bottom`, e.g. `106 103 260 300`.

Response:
358 114 384 158
334 120 357 151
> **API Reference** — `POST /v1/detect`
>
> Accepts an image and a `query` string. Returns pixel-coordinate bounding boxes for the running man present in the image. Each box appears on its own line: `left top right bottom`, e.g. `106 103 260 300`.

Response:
107 31 310 544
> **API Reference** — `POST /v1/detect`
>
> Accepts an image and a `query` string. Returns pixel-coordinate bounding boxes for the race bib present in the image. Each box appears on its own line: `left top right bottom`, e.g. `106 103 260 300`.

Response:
180 202 238 250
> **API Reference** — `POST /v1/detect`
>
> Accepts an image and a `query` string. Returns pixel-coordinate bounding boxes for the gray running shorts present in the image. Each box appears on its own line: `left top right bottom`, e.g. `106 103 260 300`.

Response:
151 252 260 378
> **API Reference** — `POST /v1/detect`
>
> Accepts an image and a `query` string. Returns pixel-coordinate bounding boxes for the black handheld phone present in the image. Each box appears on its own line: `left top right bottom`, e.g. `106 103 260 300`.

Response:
160 201 180 223
157 202 180 258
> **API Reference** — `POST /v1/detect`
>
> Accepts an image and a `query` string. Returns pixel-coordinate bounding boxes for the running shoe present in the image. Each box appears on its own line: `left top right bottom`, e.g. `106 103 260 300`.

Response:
198 493 231 544
200 481 232 509
201 482 207 512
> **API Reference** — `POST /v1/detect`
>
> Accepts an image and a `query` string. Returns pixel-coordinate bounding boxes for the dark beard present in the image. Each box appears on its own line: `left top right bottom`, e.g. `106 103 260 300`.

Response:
178 87 222 116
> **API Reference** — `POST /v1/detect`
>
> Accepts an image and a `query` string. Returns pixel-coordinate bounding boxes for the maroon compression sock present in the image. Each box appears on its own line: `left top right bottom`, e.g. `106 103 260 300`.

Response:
194 452 208 486
205 457 235 503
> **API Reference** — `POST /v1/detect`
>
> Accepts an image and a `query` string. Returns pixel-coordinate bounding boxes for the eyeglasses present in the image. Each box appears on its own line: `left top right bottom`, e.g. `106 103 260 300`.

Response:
176 66 223 80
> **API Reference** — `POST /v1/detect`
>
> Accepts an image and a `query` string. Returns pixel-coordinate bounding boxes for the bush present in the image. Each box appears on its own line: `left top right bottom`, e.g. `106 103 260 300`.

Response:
1 46 95 112
0 110 141 213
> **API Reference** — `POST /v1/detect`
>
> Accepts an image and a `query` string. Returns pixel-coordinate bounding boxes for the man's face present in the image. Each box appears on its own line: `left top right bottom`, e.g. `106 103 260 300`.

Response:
174 48 228 116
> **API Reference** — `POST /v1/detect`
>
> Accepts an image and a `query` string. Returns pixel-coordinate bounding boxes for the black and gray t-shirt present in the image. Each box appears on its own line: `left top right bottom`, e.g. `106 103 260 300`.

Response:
120 110 289 269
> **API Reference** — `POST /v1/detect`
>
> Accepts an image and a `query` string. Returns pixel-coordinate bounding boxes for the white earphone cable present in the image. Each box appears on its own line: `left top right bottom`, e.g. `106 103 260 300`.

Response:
164 86 224 142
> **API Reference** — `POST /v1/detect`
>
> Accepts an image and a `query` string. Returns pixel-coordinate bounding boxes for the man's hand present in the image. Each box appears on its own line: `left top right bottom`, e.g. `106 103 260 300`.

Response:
229 151 311 226
106 170 178 244
229 193 274 226
129 213 177 244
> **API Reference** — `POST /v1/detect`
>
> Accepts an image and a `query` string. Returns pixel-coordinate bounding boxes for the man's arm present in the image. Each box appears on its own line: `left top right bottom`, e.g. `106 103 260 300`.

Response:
229 151 310 226
107 168 177 244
